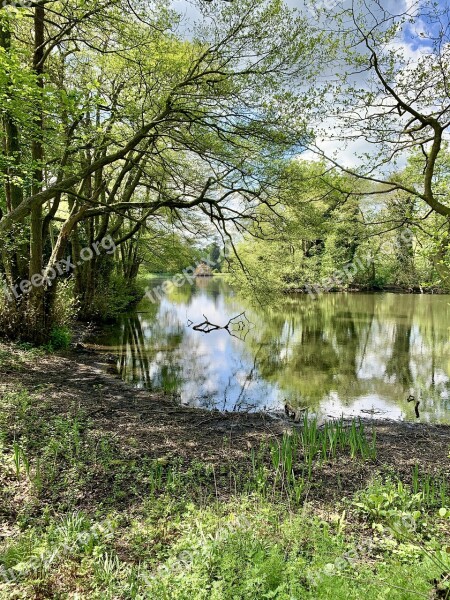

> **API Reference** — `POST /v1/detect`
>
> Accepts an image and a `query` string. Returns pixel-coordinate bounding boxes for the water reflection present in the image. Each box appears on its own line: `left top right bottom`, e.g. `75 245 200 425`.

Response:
89 278 450 423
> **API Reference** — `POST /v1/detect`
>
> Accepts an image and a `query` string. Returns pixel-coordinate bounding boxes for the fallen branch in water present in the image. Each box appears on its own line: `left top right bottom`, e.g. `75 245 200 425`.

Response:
189 312 253 341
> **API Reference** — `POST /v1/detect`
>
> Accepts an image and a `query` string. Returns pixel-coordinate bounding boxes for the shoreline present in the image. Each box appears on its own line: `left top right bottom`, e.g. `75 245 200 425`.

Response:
144 273 448 296
1 338 449 496
74 316 448 426
284 284 448 296
1 338 449 598
77 322 449 428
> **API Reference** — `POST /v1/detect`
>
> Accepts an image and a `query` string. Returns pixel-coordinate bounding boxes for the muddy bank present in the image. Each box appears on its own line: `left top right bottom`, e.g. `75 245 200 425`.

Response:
285 284 446 295
0 339 448 505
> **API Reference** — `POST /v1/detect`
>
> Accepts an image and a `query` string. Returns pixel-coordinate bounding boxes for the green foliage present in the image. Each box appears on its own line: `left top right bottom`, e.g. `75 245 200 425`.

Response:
411 464 450 509
353 471 450 544
2 488 447 599
87 273 146 322
353 477 425 533
227 162 371 298
0 0 327 339
52 280 78 329
46 326 72 351
228 150 450 298
0 385 448 598
266 416 376 488
141 230 203 275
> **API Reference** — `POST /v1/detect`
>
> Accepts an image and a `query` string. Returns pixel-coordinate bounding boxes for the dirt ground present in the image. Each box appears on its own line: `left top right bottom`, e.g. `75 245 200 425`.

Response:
1 339 449 504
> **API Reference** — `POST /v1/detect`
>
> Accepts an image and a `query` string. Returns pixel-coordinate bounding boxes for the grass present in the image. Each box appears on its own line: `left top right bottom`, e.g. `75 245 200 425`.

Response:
0 343 46 373
0 385 448 599
0 332 71 372
412 463 450 508
1 492 448 599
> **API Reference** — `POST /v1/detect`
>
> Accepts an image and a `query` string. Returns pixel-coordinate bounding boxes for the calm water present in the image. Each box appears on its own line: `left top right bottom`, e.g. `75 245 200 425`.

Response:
90 278 450 423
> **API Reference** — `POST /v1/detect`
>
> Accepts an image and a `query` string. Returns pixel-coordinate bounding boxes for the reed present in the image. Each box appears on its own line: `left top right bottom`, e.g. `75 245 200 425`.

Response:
262 416 377 503
411 465 450 508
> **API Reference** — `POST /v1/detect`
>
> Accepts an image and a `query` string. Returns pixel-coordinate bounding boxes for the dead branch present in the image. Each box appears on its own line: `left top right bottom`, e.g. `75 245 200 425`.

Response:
190 312 254 341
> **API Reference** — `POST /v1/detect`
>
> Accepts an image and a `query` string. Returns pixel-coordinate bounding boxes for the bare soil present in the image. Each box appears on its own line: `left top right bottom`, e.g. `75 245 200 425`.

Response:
1 340 449 505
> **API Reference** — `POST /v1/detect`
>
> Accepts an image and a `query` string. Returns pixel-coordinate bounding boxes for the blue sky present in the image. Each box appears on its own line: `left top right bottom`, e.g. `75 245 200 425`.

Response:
172 0 445 55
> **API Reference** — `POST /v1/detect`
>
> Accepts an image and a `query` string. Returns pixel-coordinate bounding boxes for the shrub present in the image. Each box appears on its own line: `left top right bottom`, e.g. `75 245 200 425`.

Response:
47 326 72 351
353 476 425 536
52 279 78 328
85 274 145 322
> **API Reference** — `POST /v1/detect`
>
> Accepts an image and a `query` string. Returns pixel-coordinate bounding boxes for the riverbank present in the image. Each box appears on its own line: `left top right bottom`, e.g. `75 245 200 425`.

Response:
2 340 449 483
0 341 449 598
285 284 447 295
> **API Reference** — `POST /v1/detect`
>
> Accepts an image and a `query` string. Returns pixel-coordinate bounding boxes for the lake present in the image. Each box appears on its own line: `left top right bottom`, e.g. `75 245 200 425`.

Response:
89 277 450 424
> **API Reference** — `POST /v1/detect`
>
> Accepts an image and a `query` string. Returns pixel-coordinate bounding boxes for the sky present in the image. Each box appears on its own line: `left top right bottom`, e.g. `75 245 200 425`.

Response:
294 0 445 169
170 0 448 171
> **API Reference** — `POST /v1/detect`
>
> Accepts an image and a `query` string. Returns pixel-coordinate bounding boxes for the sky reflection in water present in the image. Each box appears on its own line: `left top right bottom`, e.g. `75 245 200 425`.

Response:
90 278 450 423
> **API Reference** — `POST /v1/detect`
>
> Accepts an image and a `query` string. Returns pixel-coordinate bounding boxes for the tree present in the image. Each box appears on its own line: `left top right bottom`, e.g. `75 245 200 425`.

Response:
228 161 368 298
0 0 322 341
303 0 450 285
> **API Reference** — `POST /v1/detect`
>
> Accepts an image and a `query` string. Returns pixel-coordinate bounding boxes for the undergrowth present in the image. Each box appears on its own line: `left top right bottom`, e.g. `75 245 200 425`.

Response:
0 388 448 599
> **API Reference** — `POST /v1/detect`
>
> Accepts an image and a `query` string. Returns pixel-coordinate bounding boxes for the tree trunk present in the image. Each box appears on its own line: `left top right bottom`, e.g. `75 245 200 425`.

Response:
0 14 27 291
28 5 46 339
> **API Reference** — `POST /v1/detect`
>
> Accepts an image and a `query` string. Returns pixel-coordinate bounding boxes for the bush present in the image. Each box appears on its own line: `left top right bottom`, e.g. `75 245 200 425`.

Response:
52 279 78 328
46 326 72 351
0 279 77 345
85 274 145 322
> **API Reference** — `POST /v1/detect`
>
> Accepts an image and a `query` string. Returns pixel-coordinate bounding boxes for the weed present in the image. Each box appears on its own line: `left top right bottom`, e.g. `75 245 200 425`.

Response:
0 384 447 599
352 475 444 539
45 326 72 351
411 464 450 509
12 441 21 478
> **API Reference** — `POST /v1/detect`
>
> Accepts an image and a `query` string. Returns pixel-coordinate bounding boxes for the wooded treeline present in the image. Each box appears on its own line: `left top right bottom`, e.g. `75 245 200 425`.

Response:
229 153 450 298
229 0 450 298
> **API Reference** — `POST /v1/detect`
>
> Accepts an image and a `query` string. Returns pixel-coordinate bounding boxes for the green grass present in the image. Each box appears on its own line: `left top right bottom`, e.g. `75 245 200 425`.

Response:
1 493 448 599
0 344 46 373
412 463 450 508
0 388 448 599
246 415 376 503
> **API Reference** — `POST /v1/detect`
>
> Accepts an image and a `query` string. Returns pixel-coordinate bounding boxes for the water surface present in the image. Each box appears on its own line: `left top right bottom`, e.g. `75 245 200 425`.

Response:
90 278 450 423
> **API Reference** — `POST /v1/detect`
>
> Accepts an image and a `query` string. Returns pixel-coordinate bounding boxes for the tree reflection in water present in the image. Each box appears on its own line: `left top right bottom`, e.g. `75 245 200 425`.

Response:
89 279 450 423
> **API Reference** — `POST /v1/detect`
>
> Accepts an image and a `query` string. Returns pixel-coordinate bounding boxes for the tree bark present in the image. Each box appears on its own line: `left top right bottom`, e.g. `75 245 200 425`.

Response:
28 4 46 338
0 14 27 289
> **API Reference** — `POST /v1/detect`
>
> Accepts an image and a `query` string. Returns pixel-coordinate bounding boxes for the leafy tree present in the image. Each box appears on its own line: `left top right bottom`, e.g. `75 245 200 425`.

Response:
228 161 368 298
0 0 323 341
303 0 450 285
